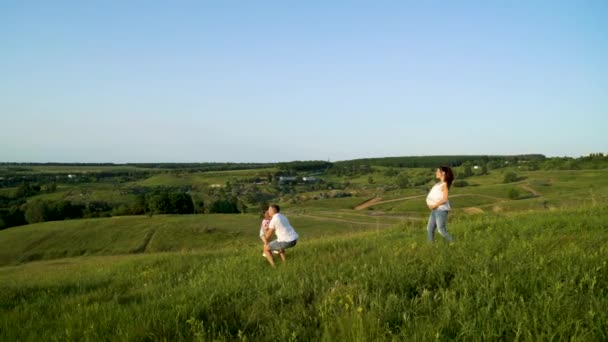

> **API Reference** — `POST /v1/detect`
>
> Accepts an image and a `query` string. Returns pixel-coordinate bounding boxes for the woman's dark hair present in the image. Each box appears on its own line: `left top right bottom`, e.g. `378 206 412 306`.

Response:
269 204 280 213
439 166 454 189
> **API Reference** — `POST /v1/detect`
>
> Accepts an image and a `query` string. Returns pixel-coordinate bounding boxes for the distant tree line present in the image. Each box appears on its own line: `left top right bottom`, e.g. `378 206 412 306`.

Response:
0 183 251 230
5 154 608 174
332 155 546 169
276 160 332 173
328 164 374 177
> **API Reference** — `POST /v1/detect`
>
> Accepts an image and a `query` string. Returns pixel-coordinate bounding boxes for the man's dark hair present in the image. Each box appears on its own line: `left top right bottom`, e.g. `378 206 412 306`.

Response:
269 204 280 213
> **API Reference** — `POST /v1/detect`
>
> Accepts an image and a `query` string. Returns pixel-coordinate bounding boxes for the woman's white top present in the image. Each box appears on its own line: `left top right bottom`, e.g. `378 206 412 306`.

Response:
426 182 451 211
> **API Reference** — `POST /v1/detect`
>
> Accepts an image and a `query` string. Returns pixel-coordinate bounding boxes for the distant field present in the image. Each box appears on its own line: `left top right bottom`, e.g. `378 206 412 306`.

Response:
368 198 429 213
137 173 198 187
137 168 276 187
0 188 15 196
359 168 608 216
452 184 516 199
27 184 133 204
289 196 369 210
296 210 421 225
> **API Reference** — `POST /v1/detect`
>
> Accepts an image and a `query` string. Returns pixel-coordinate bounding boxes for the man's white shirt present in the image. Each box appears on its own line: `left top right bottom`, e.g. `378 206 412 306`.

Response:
268 213 299 242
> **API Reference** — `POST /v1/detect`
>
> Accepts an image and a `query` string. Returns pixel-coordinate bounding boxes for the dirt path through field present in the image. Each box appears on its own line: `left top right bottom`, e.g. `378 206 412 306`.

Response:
354 195 426 210
519 184 541 197
354 198 383 210
354 193 505 211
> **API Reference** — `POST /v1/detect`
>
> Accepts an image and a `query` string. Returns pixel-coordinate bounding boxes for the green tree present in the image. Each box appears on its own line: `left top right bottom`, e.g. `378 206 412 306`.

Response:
463 163 473 178
453 180 469 187
16 182 40 198
480 163 488 175
132 195 147 215
395 174 409 189
503 172 518 183
383 168 398 177
509 188 520 199
0 206 26 229
191 196 204 214
52 201 84 220
148 193 171 214
24 200 49 224
487 161 501 170
209 197 240 213
237 200 248 214
169 193 194 214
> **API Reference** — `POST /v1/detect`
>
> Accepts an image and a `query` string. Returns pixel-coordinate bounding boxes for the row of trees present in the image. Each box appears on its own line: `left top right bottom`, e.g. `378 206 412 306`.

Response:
277 160 332 173
332 155 546 169
0 188 250 229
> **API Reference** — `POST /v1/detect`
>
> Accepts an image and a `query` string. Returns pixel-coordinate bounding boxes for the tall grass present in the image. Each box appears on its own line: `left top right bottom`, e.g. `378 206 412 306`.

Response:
1 207 607 340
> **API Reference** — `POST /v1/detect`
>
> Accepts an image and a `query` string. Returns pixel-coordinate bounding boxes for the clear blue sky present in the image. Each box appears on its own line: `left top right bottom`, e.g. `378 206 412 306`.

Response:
2 1 607 163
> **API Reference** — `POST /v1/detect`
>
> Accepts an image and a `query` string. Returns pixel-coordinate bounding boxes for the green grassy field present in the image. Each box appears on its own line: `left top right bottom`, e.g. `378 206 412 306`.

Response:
0 213 382 267
1 167 608 340
366 169 608 215
288 196 369 210
27 184 134 204
137 168 276 187
1 207 607 340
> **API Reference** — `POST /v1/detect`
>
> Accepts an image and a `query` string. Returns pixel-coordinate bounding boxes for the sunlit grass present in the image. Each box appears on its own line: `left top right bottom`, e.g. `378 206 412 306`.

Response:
1 207 607 340
2 168 608 340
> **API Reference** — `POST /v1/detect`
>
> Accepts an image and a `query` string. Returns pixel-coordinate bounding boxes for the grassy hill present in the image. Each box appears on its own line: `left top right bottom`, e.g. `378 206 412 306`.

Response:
1 206 607 340
0 213 380 266
1 166 608 340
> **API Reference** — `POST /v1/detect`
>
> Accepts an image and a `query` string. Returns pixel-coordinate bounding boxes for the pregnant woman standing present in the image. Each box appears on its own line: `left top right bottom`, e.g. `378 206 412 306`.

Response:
426 166 454 243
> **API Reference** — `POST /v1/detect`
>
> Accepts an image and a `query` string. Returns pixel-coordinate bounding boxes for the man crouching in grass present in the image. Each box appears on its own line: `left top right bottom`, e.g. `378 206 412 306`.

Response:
263 204 299 267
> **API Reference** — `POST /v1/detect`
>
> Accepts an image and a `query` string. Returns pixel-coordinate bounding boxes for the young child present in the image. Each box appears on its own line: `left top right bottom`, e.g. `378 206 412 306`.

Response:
426 166 455 243
259 210 272 256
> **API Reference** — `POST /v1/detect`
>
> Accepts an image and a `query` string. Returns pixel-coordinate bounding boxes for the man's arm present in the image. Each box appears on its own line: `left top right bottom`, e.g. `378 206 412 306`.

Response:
264 228 274 243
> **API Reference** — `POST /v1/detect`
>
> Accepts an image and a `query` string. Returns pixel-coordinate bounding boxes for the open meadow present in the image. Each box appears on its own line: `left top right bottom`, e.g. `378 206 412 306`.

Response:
1 163 608 340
